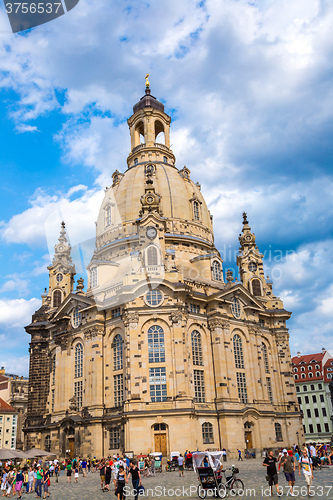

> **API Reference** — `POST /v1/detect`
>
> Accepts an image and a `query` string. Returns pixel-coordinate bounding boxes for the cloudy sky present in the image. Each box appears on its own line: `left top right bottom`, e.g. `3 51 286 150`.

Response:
0 0 332 376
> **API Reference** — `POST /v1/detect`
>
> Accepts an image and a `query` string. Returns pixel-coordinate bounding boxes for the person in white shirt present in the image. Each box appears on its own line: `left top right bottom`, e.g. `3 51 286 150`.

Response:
177 454 184 477
299 449 314 497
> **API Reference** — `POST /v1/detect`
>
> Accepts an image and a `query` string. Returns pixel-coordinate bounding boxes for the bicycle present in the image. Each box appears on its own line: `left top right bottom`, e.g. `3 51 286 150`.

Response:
221 466 244 494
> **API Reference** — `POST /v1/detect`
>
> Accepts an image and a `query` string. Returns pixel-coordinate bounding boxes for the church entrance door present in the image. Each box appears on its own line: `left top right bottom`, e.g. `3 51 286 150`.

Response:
245 431 252 449
68 438 75 459
154 433 167 456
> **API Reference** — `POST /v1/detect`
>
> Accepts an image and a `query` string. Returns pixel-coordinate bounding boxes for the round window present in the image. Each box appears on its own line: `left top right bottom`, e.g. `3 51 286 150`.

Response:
56 273 63 283
145 289 164 307
231 298 241 319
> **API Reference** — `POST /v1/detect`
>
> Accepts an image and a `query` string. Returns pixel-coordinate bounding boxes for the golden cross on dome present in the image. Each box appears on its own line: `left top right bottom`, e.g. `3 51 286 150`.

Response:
145 73 150 88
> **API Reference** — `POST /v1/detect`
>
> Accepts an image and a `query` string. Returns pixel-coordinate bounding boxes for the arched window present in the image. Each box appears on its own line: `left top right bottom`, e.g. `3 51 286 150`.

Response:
231 298 241 318
233 334 244 369
191 330 203 366
316 371 321 377
262 343 269 373
53 290 62 308
202 422 214 444
308 372 313 378
294 374 298 380
155 120 165 144
163 156 167 163
134 158 138 165
251 279 262 297
308 365 312 371
275 423 283 442
105 206 112 227
293 367 298 372
193 201 200 221
75 343 83 379
147 245 158 266
113 334 123 371
73 307 81 328
90 267 97 288
148 325 165 363
212 261 222 281
301 373 305 379
301 367 305 372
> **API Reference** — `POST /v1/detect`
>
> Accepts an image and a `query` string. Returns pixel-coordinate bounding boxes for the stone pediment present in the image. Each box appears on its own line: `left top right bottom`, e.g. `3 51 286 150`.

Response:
51 293 94 321
210 283 266 311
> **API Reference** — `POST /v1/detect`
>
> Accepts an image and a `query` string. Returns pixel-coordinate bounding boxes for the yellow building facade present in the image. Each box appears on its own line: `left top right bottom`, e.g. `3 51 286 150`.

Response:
24 85 303 458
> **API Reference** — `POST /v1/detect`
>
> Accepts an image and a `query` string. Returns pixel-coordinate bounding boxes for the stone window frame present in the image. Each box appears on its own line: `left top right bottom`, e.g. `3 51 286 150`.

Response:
233 334 245 369
52 289 62 308
236 372 248 404
266 377 273 402
114 373 124 407
250 278 262 297
191 330 203 366
112 333 123 371
212 260 222 282
194 369 205 402
90 267 98 288
275 422 283 442
72 307 82 329
145 289 164 308
202 422 214 444
74 342 83 379
109 427 120 449
148 325 165 363
261 343 269 374
149 366 167 402
231 297 242 318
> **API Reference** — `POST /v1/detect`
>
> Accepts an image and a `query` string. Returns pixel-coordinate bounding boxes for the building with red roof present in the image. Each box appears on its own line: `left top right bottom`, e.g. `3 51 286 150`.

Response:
292 349 333 443
0 396 18 449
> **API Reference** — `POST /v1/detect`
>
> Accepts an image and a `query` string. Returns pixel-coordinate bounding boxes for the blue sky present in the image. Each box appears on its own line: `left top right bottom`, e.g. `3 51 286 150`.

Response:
0 0 332 376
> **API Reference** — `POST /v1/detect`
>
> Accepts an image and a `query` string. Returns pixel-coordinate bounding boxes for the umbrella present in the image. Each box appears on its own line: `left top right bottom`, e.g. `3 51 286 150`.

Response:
0 448 19 460
25 448 56 457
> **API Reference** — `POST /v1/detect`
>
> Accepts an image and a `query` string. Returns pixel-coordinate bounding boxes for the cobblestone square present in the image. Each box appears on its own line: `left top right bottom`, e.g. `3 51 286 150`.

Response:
41 459 333 500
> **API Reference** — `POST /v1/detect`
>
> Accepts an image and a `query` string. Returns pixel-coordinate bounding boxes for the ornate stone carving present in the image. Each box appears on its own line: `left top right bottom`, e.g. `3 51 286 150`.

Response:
69 395 77 412
123 312 139 328
208 317 223 330
169 311 182 325
84 326 104 341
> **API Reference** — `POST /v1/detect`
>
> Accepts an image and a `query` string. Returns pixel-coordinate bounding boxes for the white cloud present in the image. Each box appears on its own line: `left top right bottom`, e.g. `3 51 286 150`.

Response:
0 298 40 328
1 185 104 250
0 356 29 377
0 275 30 295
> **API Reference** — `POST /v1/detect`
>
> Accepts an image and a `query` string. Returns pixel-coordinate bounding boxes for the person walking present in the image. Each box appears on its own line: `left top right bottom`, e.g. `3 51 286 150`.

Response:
299 448 314 497
263 450 282 496
66 461 72 483
177 454 184 477
280 448 296 496
35 465 43 498
81 458 87 477
54 463 59 483
99 460 106 491
237 449 243 461
42 467 50 499
74 466 79 483
129 461 142 500
114 465 128 500
14 467 23 499
28 467 34 493
104 461 112 492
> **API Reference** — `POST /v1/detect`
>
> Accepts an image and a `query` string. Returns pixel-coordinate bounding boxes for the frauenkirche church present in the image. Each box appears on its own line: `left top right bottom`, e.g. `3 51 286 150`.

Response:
24 81 303 458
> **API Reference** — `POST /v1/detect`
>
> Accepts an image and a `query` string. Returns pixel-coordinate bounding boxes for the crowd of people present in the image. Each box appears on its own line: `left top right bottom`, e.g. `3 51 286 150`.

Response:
0 460 54 498
263 442 333 497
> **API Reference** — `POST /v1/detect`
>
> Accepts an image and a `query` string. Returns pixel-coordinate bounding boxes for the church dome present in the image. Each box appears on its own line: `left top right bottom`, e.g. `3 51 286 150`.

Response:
95 162 213 246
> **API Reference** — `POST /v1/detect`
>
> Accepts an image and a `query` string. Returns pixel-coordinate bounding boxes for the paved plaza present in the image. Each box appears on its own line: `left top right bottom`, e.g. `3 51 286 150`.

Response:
38 459 332 500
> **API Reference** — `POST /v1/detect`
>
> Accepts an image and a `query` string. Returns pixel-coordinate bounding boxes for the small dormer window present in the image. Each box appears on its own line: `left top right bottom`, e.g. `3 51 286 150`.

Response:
105 206 112 228
212 261 222 282
134 158 138 165
193 200 200 221
72 307 82 328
